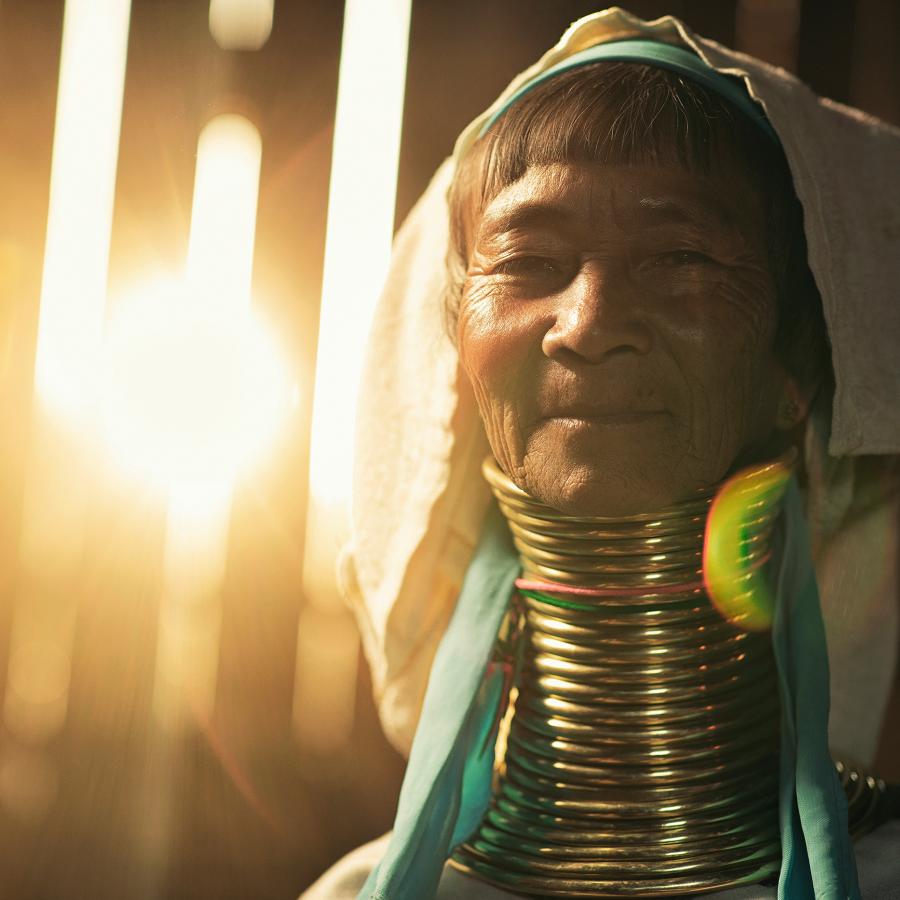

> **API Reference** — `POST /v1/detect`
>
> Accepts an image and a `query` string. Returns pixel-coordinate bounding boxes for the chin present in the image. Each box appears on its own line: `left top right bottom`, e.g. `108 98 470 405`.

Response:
518 422 706 516
525 465 688 518
514 447 716 518
530 481 678 519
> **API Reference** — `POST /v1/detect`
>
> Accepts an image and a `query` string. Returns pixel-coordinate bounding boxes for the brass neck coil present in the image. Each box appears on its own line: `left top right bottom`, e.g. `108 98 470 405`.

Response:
451 459 783 897
839 761 892 840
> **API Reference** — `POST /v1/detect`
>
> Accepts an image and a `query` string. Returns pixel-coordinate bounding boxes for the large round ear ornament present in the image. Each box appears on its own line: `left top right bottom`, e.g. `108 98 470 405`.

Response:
703 453 795 631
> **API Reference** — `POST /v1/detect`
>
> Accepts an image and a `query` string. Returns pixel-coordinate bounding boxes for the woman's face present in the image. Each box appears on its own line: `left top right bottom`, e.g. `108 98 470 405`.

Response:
458 160 792 516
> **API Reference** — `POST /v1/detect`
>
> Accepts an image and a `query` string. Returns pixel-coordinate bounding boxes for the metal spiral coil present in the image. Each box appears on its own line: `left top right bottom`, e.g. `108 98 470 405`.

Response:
451 458 784 897
839 761 891 839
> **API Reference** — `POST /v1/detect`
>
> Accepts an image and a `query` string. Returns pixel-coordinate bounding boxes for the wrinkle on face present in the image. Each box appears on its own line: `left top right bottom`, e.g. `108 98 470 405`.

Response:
457 160 790 516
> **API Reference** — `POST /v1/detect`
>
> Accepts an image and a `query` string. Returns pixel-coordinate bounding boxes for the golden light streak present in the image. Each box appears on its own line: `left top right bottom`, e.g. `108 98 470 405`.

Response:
3 434 85 755
209 0 274 51
1 0 132 822
4 639 71 743
0 750 59 824
292 605 360 752
306 0 411 515
0 0 131 818
33 0 132 424
296 0 411 749
153 486 233 730
144 114 269 730
186 115 263 314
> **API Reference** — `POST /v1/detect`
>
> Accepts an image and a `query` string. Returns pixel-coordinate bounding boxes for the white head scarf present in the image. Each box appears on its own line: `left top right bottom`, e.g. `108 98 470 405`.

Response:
342 7 900 763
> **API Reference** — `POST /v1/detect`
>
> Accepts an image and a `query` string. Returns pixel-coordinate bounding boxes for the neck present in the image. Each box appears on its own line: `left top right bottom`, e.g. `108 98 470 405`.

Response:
484 455 721 593
451 457 784 896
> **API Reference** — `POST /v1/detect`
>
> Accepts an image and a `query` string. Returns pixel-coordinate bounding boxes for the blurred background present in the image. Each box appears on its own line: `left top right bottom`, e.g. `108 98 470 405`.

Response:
0 1 897 898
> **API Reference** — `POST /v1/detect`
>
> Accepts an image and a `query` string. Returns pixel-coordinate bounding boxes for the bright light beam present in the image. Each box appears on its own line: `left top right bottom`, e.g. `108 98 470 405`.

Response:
33 0 132 424
303 0 412 600
296 0 411 752
2 0 132 822
209 0 274 51
186 114 262 318
147 115 265 730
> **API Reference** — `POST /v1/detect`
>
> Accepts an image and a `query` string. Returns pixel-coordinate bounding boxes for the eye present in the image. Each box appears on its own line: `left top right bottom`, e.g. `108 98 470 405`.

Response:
492 256 563 278
652 250 714 267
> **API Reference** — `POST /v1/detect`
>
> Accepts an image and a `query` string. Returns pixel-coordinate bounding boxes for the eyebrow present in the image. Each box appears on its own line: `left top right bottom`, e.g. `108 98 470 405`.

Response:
636 196 733 230
477 201 574 237
476 193 740 243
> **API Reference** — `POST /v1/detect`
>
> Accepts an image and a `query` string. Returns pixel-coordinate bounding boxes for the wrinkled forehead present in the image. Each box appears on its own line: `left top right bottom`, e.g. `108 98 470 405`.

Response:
455 62 782 250
475 160 763 239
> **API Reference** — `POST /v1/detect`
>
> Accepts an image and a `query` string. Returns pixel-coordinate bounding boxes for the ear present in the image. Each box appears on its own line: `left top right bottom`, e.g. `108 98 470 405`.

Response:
773 375 811 431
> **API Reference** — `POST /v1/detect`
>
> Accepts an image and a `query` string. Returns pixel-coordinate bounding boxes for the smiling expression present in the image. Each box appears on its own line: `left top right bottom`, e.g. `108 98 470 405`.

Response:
457 160 792 516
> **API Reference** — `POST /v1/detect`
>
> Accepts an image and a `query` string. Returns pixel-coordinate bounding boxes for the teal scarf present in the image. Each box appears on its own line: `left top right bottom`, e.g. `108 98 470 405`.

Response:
360 480 860 899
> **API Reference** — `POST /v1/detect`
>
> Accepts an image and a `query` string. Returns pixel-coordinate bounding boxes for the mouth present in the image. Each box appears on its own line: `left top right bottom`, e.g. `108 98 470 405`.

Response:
546 410 670 426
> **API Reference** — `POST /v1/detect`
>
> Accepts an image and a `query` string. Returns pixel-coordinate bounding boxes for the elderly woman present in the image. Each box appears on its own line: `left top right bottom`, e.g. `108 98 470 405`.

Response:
305 8 900 900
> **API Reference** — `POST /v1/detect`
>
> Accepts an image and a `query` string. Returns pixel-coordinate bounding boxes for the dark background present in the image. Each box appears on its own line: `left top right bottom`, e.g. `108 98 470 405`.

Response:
0 1 898 898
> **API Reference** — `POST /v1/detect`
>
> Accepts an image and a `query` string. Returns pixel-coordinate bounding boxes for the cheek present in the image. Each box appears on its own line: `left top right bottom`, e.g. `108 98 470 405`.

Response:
457 283 541 474
457 284 509 383
667 278 781 469
667 266 776 353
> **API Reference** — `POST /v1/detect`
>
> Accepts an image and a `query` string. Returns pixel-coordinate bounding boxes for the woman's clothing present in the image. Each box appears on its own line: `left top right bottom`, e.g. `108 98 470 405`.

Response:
302 825 900 900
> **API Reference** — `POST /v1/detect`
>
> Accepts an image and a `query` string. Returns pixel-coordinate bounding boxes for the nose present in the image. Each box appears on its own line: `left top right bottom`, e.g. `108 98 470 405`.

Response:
541 262 652 362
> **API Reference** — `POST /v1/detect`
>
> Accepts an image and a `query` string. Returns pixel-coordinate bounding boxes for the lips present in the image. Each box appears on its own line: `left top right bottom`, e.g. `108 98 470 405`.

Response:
547 409 669 426
543 401 668 420
537 373 668 421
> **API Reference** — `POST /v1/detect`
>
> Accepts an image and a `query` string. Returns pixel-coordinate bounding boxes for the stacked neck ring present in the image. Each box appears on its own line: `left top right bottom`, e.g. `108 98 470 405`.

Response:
451 457 785 897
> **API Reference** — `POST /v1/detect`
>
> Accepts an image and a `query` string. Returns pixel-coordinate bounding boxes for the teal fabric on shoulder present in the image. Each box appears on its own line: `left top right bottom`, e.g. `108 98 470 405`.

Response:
772 479 860 900
359 503 519 900
358 478 861 900
477 38 779 142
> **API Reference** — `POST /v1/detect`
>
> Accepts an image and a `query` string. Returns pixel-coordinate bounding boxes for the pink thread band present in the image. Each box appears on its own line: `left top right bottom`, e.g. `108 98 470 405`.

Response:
514 577 705 598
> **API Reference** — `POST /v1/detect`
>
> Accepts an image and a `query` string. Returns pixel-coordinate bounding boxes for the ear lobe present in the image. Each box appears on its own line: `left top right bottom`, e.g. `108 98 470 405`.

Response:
774 377 810 430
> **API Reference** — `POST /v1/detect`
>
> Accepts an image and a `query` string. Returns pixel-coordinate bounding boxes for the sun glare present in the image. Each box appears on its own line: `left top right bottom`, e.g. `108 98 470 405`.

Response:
100 276 292 494
99 114 291 496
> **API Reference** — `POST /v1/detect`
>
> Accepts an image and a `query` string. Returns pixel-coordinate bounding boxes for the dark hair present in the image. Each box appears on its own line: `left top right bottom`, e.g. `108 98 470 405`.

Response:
446 62 831 395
